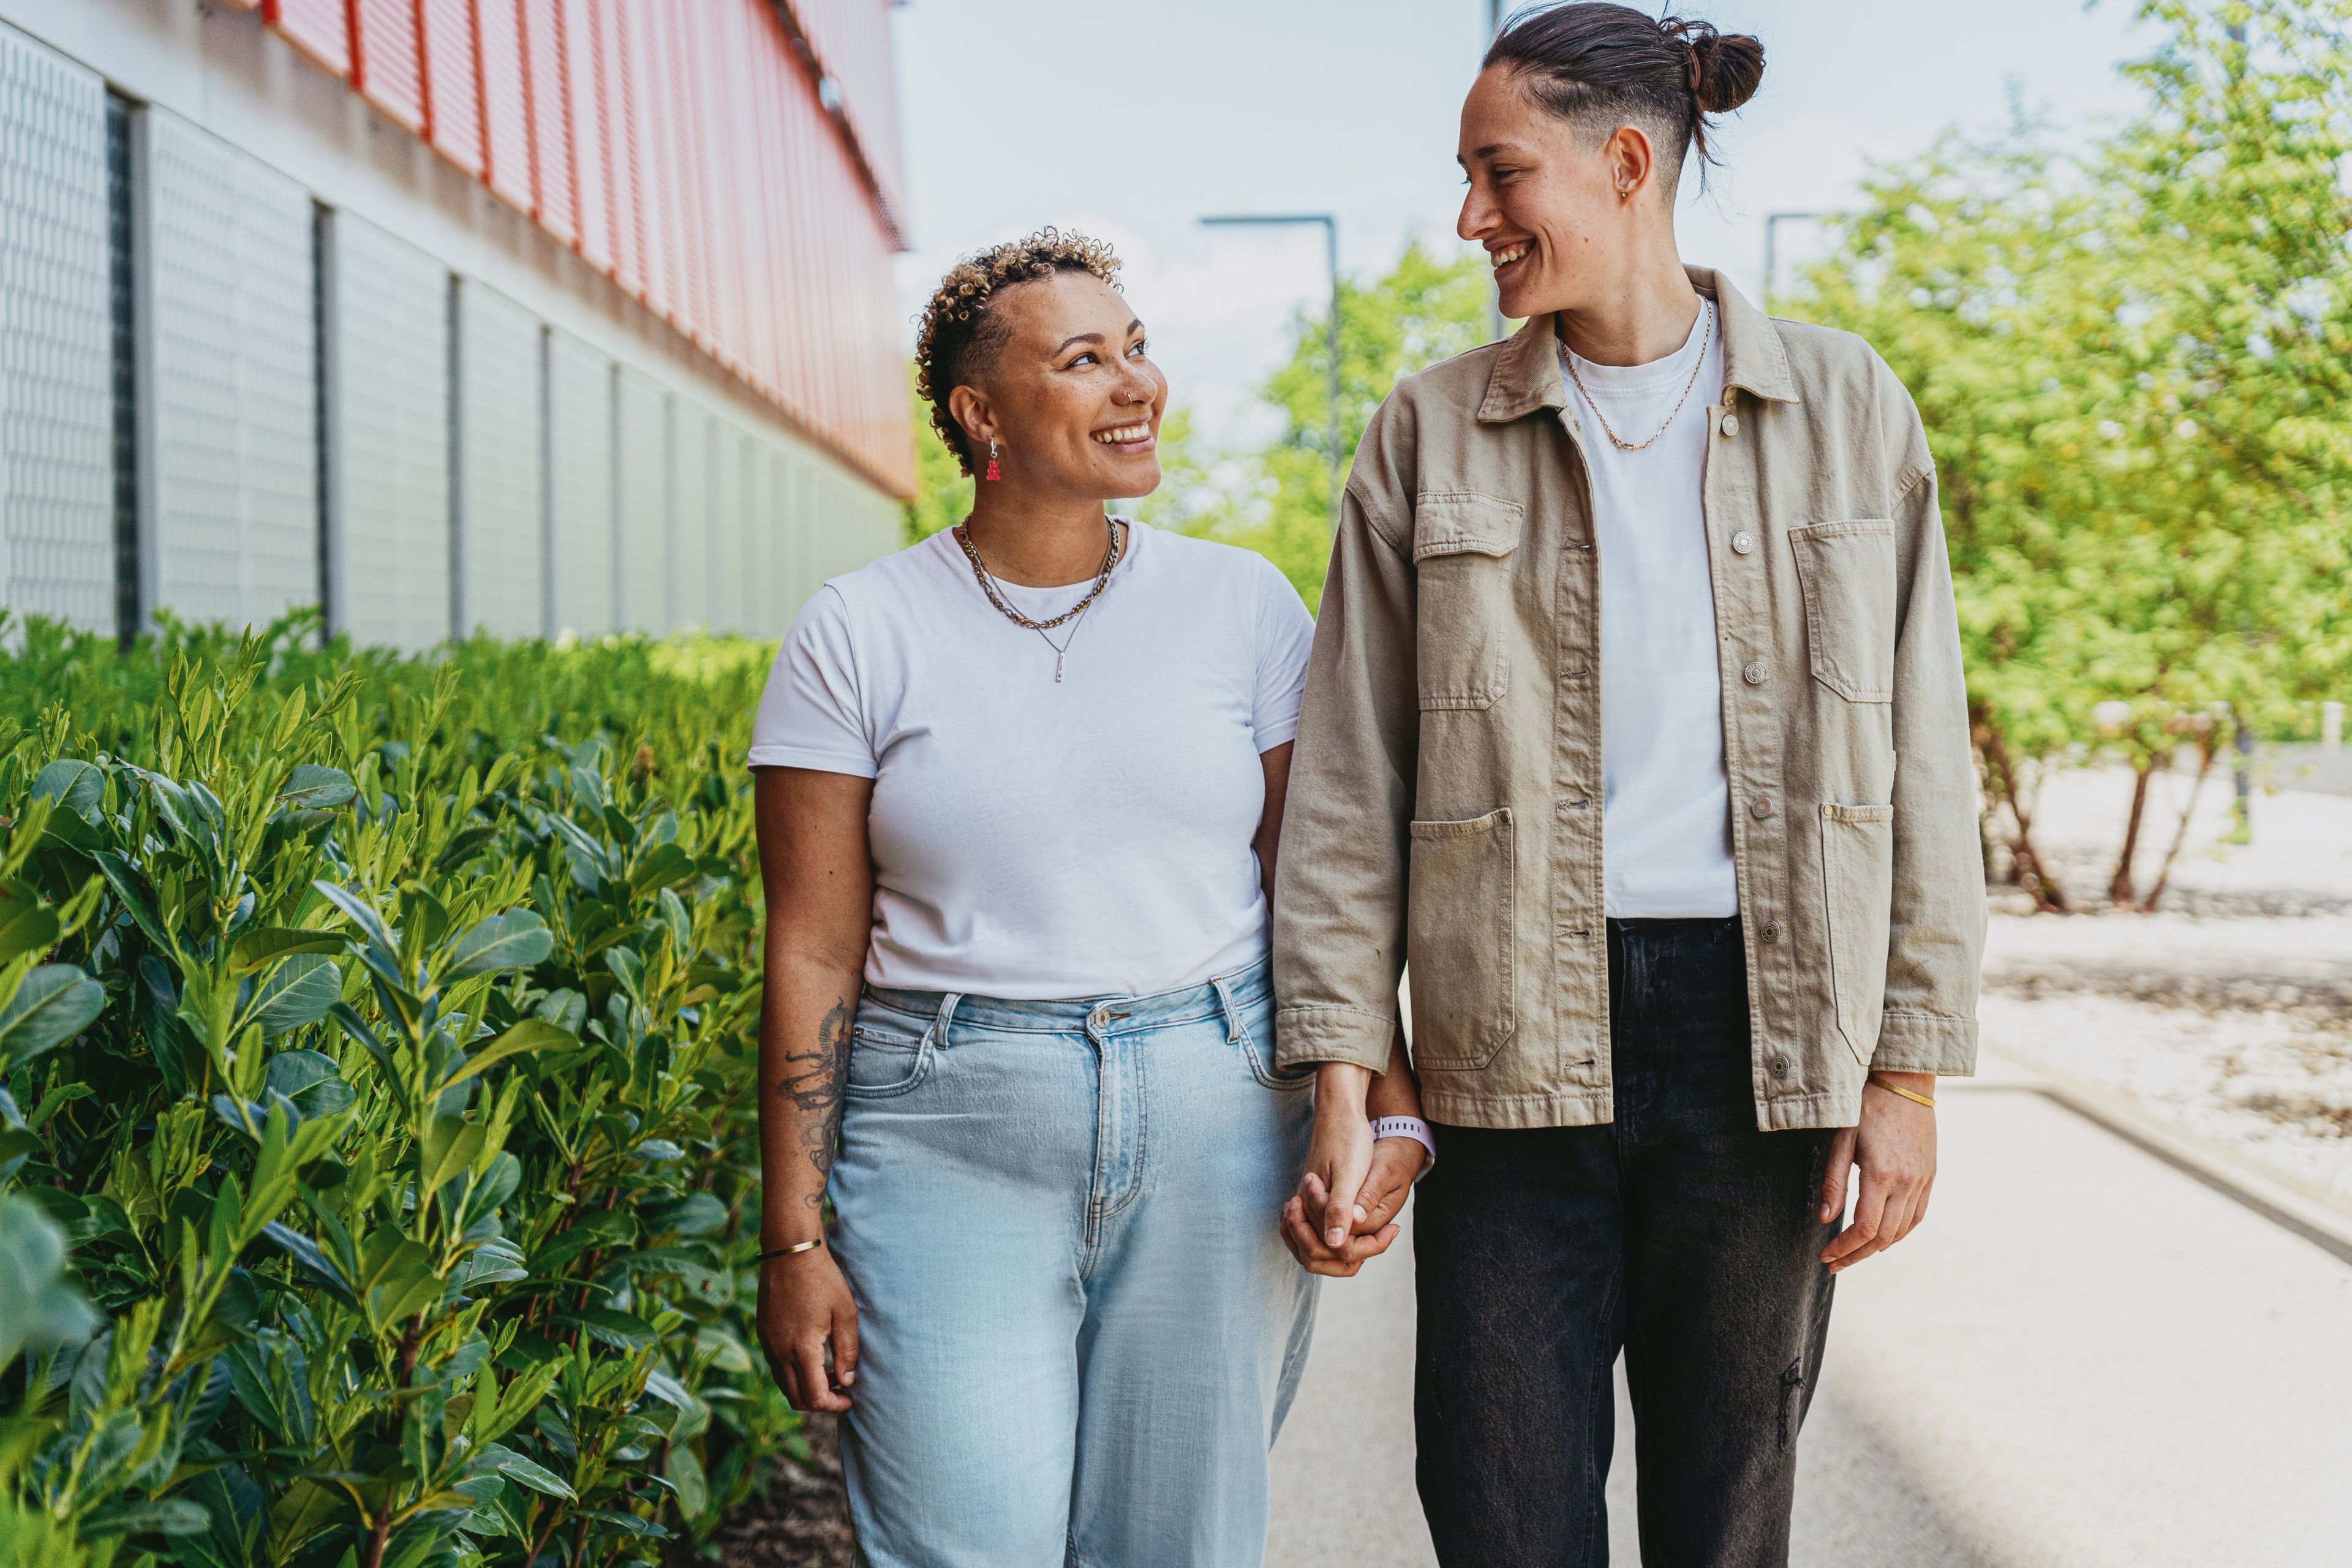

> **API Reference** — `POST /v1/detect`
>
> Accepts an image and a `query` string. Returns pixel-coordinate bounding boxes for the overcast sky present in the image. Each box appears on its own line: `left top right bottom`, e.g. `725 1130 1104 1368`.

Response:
885 0 2160 448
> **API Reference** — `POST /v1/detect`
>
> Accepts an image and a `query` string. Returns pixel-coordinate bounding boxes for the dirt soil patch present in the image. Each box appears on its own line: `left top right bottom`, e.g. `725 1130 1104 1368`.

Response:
672 1415 856 1568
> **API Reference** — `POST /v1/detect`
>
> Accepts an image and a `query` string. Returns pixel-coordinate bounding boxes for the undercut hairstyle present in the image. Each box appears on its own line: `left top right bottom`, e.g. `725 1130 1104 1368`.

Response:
913 227 1124 475
1486 4 1765 197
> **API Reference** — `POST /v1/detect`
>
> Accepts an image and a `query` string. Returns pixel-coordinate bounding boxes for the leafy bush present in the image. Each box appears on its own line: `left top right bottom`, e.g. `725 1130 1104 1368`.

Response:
0 629 794 1567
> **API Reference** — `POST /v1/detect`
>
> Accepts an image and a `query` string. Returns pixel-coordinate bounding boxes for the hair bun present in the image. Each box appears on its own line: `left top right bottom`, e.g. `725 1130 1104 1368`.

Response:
1684 24 1765 115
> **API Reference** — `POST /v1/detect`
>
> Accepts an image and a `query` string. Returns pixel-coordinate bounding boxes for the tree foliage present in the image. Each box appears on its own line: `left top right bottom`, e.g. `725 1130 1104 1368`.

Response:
1792 0 2352 908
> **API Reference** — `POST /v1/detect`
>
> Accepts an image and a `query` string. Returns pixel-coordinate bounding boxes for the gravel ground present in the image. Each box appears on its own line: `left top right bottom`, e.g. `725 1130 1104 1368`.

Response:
670 1418 854 1568
1982 763 2352 1208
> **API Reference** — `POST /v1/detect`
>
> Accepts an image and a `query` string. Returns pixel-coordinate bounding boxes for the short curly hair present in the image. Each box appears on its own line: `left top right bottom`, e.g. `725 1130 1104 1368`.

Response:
913 227 1124 476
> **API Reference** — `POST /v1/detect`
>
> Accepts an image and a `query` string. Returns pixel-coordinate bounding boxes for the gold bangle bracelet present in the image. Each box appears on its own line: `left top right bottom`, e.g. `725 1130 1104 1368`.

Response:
757 1238 825 1262
1869 1076 1937 1109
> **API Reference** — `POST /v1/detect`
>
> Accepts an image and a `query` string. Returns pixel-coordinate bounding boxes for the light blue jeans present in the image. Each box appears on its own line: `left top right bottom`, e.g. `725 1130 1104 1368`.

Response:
829 959 1317 1567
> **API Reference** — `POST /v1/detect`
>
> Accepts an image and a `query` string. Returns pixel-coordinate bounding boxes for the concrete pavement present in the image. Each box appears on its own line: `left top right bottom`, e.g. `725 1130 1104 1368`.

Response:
1267 1046 2352 1567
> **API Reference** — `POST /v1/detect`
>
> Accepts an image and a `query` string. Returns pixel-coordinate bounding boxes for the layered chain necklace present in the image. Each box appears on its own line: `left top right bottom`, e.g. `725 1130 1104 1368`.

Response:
954 516 1125 684
1561 299 1714 453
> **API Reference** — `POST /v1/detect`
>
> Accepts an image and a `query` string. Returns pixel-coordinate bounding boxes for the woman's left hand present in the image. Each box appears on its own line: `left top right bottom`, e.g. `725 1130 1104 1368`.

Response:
1281 1080 1420 1276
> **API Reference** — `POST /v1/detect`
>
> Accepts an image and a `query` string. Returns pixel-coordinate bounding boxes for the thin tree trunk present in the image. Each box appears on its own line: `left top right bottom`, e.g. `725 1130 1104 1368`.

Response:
1973 708 2070 913
2108 756 2155 910
2139 742 2219 913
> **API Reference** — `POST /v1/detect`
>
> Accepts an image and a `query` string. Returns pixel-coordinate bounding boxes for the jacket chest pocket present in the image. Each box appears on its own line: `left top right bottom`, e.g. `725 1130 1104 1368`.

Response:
1789 520 1898 703
1413 494 1524 712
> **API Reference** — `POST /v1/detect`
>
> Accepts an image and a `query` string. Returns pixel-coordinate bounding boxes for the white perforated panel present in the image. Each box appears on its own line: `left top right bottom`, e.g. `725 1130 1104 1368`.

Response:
0 24 114 634
742 435 775 636
452 279 543 639
140 107 317 632
323 209 448 652
546 331 614 638
614 366 666 635
706 419 744 635
667 397 710 631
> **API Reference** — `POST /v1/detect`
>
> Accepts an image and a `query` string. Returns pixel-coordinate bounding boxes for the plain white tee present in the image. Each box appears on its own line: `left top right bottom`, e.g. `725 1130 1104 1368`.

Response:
749 520 1316 998
1561 300 1739 918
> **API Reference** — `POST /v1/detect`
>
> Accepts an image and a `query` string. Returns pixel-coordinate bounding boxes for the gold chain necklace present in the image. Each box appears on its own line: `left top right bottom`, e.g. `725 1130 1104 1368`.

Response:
954 518 1125 682
1561 300 1714 453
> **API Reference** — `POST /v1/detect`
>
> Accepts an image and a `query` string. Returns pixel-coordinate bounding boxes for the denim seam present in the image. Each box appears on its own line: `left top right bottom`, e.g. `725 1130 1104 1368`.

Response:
1585 1257 1623 1567
1098 1042 1151 1227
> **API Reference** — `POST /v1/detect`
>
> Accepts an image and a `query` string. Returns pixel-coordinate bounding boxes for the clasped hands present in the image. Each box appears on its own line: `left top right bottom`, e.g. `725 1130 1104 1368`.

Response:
1279 1062 1425 1277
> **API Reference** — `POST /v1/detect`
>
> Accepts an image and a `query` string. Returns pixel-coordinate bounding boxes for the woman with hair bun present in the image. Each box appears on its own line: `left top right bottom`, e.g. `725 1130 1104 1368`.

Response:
745 230 1431 1566
1275 5 1983 1564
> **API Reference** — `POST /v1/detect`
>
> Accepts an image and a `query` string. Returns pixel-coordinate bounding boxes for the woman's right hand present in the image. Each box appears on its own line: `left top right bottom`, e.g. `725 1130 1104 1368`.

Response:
756 1248 860 1413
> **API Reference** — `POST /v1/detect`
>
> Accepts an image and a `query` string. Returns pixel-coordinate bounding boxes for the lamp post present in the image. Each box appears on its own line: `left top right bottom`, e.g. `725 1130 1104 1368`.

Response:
1200 213 1344 531
1763 211 1826 306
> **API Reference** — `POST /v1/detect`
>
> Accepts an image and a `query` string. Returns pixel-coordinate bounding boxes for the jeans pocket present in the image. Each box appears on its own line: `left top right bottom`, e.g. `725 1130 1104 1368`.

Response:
845 1008 936 1099
1235 1011 1314 1091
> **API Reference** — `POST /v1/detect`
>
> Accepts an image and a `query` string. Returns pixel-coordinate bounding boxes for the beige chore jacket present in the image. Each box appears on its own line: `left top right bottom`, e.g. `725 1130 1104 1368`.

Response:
1272 268 1984 1132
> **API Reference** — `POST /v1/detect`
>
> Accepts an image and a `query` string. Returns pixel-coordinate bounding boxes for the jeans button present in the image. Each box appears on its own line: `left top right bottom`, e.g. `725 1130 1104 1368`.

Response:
1719 411 1739 438
1771 1054 1792 1078
1750 793 1774 820
1761 921 1782 943
1741 659 1767 685
1730 530 1757 556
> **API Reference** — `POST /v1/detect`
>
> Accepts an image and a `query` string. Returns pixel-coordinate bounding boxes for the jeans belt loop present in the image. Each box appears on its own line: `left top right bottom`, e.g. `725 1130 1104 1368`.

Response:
923 992 964 1053
1208 972 1245 1045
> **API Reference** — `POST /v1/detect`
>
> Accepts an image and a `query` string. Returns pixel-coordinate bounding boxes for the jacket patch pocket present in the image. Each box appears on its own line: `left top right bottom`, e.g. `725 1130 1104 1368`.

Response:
1819 803 1895 1066
1406 807 1516 1071
1413 493 1523 712
1789 520 1898 703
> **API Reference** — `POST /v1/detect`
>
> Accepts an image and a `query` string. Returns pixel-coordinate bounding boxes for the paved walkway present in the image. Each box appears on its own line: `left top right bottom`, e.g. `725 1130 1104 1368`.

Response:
1268 1047 2352 1567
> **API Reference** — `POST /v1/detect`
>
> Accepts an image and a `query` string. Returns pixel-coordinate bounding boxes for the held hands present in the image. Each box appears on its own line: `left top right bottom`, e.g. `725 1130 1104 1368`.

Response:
1280 1063 1423 1277
756 1246 859 1412
1818 1071 1939 1274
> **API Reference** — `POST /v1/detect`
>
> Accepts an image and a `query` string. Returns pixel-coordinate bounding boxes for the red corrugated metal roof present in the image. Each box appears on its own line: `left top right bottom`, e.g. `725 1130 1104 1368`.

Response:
250 0 913 496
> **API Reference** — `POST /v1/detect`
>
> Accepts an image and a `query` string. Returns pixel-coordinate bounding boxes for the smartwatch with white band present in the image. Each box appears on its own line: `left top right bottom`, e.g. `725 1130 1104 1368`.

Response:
1371 1115 1436 1178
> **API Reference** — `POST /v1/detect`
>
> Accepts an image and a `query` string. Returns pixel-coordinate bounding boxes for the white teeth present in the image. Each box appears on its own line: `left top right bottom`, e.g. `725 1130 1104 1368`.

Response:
1492 244 1529 268
1095 424 1149 445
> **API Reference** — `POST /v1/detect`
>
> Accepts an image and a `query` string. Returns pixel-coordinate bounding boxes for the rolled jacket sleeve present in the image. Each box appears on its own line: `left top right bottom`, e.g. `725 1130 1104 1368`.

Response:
1272 433 1422 1074
1873 450 1985 1076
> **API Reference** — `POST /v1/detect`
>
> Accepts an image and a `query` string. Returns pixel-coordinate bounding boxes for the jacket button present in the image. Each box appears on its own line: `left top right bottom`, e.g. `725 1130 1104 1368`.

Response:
1730 530 1757 555
1719 411 1739 437
1741 659 1767 685
1761 921 1782 943
1771 1054 1792 1077
1750 793 1774 820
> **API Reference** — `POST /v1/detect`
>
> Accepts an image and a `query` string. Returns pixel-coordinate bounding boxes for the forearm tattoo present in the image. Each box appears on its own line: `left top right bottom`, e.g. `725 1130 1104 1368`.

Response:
779 999 853 1210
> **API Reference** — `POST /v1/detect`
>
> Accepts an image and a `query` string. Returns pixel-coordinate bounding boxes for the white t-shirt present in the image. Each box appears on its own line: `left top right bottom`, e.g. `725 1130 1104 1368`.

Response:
1561 300 1738 918
749 519 1316 998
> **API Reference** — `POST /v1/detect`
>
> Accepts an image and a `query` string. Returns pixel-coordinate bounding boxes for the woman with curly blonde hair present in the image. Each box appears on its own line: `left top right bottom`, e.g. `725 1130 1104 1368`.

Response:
744 229 1431 1565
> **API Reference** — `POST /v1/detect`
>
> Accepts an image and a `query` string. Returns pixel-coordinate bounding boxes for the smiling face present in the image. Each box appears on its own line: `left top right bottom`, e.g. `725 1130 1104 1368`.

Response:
948 270 1167 503
1457 64 1667 321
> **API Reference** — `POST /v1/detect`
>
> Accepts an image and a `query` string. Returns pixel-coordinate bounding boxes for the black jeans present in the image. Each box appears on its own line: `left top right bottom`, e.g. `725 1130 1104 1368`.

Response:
1414 917 1838 1568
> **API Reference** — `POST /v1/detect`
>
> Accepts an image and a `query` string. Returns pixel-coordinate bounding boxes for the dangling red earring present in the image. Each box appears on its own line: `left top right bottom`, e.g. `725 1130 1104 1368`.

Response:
984 439 1001 483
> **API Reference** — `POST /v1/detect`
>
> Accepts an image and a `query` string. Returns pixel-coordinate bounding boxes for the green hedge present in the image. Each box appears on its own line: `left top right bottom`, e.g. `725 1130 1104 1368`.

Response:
0 618 794 1568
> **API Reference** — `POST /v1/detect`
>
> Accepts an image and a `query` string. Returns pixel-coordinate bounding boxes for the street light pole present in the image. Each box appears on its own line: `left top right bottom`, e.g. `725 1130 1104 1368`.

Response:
1763 211 1825 306
1201 213 1344 532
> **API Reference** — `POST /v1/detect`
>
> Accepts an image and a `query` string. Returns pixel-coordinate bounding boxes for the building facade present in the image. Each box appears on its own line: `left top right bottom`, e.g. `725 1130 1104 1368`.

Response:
0 0 911 650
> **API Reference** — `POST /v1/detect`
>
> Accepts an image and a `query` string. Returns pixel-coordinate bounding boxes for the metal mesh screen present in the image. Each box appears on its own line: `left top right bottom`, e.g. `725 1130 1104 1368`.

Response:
452 278 544 639
614 366 666 635
323 209 449 651
0 23 116 635
140 107 318 632
546 330 616 638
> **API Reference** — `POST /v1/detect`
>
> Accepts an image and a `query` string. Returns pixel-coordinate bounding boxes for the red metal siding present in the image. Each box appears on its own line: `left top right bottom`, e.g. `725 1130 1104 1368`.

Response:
350 0 426 133
475 0 534 214
417 0 483 176
565 0 613 271
265 0 350 77
519 0 576 244
256 0 915 496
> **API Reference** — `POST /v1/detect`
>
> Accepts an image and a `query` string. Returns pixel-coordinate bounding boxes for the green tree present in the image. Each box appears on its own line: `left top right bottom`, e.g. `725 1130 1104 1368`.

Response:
1794 0 2352 910
1140 238 1504 609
